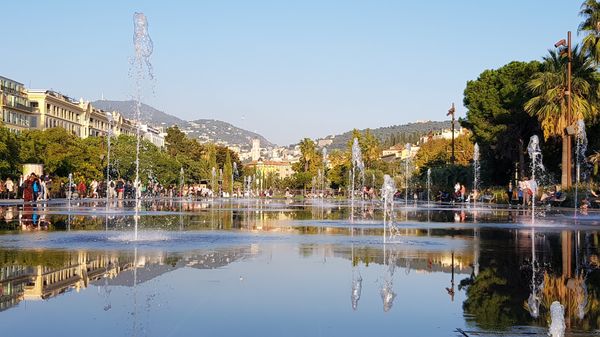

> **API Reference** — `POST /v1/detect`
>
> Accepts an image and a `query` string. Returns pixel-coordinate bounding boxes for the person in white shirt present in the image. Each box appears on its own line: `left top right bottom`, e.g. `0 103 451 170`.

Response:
5 178 14 199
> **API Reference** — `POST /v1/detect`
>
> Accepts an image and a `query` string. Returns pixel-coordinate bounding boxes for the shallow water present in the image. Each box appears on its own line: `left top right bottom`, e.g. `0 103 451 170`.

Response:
0 199 599 337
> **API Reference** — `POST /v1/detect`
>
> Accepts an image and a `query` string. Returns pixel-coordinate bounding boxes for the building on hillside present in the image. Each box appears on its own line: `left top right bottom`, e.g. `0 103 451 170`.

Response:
140 124 165 148
317 138 333 148
250 138 261 161
0 76 36 133
380 143 419 163
245 159 294 179
419 127 469 145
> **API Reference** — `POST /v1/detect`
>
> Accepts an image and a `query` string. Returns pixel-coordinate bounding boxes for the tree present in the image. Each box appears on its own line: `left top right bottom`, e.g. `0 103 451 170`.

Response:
345 129 381 169
462 61 542 184
223 151 233 195
579 0 600 64
19 128 103 180
0 126 21 178
525 47 600 187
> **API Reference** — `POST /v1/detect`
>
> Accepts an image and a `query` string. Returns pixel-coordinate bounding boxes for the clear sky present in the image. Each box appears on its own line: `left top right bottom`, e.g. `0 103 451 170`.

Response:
2 0 584 145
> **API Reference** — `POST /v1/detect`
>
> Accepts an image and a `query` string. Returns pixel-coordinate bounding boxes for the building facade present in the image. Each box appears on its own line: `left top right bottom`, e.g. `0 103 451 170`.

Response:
0 75 164 148
0 76 36 133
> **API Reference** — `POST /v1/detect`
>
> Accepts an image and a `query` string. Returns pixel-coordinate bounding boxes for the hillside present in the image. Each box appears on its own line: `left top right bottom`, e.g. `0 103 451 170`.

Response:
321 120 452 149
92 100 273 148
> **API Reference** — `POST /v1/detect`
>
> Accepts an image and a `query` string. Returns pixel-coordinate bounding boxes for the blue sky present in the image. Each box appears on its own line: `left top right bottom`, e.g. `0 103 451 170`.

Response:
2 0 584 145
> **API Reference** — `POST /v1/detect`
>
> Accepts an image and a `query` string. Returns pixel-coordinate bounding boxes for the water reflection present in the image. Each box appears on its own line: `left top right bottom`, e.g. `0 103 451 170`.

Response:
0 200 598 336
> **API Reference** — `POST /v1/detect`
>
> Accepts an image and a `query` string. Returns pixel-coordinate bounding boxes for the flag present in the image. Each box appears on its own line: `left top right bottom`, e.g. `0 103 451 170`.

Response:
447 103 455 116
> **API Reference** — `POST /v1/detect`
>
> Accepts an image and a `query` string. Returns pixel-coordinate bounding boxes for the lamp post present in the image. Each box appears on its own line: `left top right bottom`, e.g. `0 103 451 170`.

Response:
555 32 572 189
447 103 456 164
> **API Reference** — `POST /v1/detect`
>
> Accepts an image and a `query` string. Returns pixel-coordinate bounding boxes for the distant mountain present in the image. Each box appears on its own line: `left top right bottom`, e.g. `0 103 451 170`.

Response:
183 119 273 149
319 120 452 150
93 100 186 127
92 100 273 148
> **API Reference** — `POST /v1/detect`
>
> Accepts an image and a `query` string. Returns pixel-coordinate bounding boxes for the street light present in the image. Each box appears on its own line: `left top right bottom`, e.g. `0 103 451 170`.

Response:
555 32 572 188
447 103 456 164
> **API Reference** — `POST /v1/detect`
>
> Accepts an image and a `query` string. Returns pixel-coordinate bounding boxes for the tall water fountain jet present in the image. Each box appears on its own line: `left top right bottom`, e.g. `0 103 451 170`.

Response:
219 168 223 197
527 135 544 223
105 112 114 207
232 162 238 197
179 167 184 198
350 138 364 222
131 12 154 241
322 148 327 199
473 143 480 204
404 143 412 206
351 138 365 204
548 301 565 337
211 167 217 196
574 119 588 216
381 174 396 237
426 168 431 206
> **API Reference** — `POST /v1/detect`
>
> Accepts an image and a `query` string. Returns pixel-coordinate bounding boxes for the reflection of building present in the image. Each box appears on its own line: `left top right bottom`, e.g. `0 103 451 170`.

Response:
0 247 251 312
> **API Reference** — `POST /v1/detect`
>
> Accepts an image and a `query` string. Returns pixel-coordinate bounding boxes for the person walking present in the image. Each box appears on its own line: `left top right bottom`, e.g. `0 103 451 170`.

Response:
40 179 46 200
5 177 14 199
506 180 513 205
77 180 87 199
117 179 124 199
90 179 99 198
31 174 41 201
22 174 34 202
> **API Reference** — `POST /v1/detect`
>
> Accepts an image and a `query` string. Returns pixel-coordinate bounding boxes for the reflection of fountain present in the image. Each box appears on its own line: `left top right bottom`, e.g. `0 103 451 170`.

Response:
549 301 565 337
350 244 362 311
446 252 455 301
527 135 544 223
473 143 480 204
574 119 587 216
528 228 542 318
380 245 397 312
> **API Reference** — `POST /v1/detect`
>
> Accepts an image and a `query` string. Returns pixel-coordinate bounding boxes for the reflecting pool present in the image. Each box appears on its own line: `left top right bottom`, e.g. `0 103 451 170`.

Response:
0 199 598 337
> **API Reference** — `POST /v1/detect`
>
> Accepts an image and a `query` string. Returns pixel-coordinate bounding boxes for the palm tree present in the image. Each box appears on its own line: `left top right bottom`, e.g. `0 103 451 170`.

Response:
579 0 600 64
524 46 600 188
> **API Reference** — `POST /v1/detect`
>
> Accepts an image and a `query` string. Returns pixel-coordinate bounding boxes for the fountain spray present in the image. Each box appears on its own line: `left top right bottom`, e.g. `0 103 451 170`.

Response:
132 12 154 241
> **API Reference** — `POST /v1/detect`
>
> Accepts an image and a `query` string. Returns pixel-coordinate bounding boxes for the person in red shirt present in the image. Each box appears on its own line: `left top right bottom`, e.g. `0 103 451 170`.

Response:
77 180 87 198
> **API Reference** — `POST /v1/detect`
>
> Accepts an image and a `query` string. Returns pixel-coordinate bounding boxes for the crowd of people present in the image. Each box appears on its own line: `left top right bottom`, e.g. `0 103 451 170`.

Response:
0 173 49 202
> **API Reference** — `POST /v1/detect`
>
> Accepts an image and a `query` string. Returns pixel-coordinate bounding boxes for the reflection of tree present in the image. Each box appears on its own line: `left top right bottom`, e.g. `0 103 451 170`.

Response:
463 268 530 330
536 272 600 330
